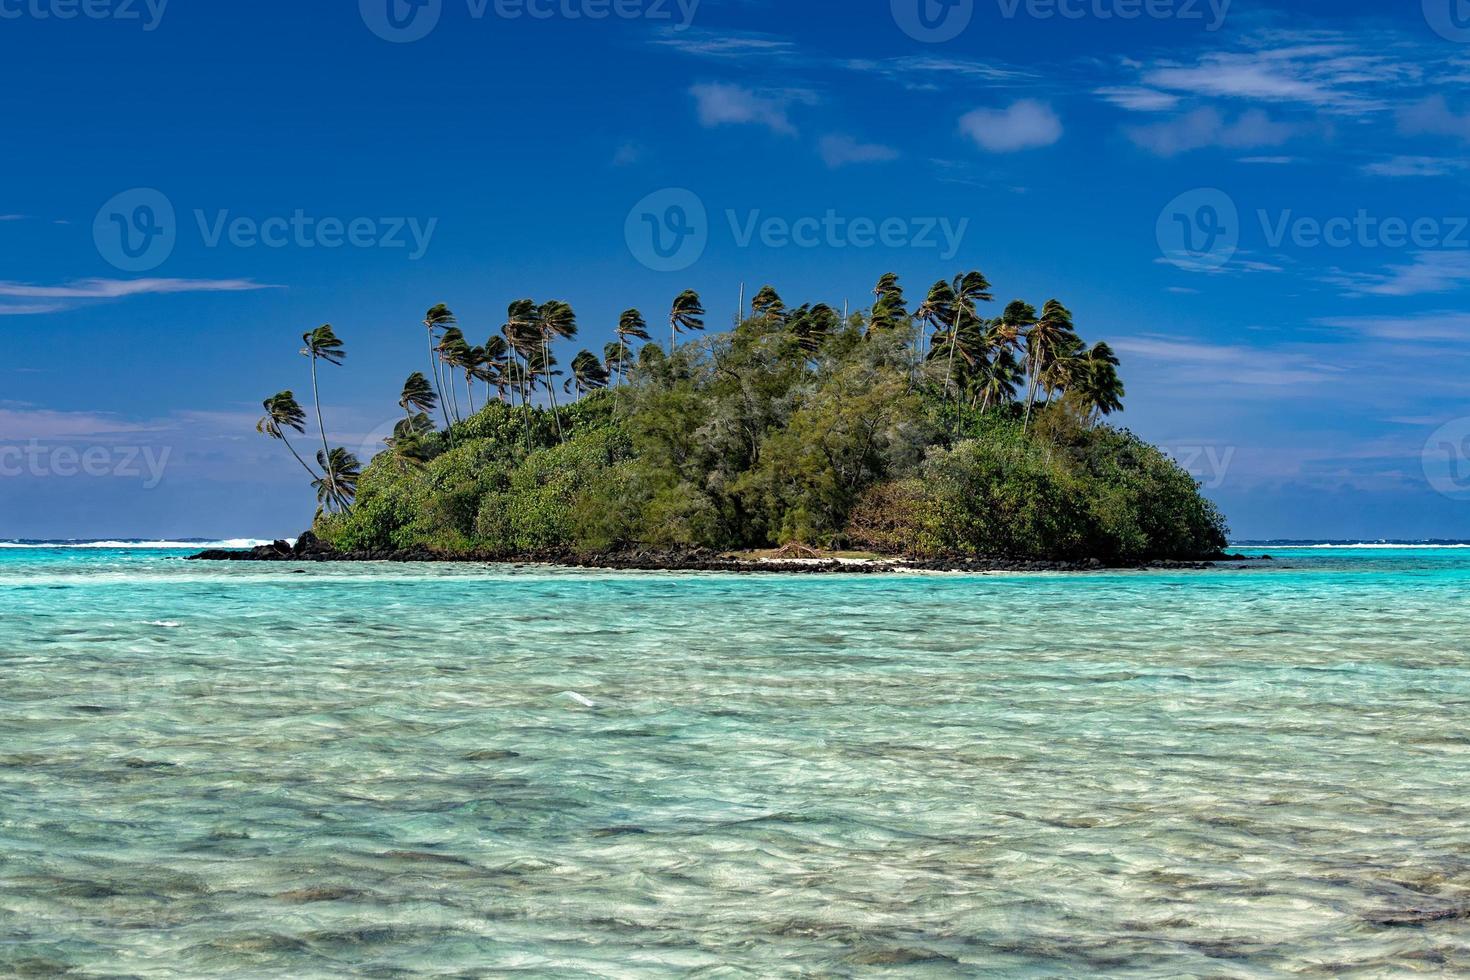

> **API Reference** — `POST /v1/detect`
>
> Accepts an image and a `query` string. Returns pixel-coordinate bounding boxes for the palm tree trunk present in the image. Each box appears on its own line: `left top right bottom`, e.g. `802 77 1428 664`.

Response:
542 335 564 442
426 332 450 431
308 354 335 512
466 373 476 416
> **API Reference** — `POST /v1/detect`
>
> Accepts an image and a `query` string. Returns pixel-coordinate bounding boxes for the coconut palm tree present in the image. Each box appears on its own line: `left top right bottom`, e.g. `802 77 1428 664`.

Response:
1072 342 1125 422
399 372 437 421
615 309 650 386
974 349 1022 414
436 327 469 422
300 324 345 479
914 279 956 368
565 349 611 396
479 336 511 403
669 289 705 355
385 413 437 471
869 273 907 335
1023 299 1079 432
943 271 993 402
422 304 456 430
535 300 577 440
312 447 361 514
751 285 786 323
604 341 633 383
256 391 319 481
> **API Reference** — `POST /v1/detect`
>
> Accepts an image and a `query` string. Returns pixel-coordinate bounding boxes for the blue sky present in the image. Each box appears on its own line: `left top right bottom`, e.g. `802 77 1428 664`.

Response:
2 0 1469 540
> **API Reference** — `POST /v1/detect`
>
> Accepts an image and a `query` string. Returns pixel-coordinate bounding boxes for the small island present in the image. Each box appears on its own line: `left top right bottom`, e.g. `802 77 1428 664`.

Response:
202 272 1233 570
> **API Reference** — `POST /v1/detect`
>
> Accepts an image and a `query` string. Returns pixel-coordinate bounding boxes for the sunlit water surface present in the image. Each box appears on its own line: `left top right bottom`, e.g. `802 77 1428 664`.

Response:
2 546 1468 976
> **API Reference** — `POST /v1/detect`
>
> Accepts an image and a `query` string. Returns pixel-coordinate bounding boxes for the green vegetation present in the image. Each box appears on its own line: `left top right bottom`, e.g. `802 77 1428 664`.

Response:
258 273 1228 560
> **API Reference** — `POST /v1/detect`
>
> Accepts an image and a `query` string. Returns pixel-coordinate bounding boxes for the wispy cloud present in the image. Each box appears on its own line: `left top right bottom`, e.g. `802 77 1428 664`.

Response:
1095 86 1180 112
1316 311 1470 341
689 82 812 136
1126 107 1296 156
845 55 1029 90
1360 155 1468 178
1323 252 1470 297
1113 335 1340 387
0 278 277 300
818 134 899 169
652 27 796 60
958 100 1062 153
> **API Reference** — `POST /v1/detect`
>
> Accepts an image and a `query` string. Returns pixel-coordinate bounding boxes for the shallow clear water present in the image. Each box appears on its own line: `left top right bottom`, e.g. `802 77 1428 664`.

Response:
2 546 1468 976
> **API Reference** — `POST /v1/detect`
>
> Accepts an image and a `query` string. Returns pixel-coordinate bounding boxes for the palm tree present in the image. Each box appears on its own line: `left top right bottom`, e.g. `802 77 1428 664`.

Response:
1023 299 1079 432
1072 342 1125 422
399 372 437 421
943 271 993 402
604 341 633 383
312 447 361 514
385 413 437 471
480 336 511 403
565 349 611 396
751 285 786 322
790 302 838 356
616 309 650 386
436 327 470 422
869 273 907 335
300 324 345 480
669 289 705 355
914 279 956 368
256 391 320 481
535 300 577 440
974 349 1022 414
422 304 456 430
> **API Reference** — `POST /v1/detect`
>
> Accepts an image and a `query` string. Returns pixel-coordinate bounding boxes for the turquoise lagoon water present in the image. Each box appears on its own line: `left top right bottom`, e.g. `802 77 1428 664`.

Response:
2 544 1469 976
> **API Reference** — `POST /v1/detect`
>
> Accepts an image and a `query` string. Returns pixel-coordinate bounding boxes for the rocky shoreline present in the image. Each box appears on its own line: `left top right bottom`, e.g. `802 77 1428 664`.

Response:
186 533 1271 574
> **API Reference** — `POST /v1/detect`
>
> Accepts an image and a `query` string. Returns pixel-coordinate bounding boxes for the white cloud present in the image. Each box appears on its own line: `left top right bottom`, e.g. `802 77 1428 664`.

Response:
1316 311 1470 341
1324 252 1470 297
818 134 899 169
653 28 796 60
1361 155 1467 178
1095 86 1180 112
1112 335 1339 387
689 83 811 136
0 278 277 300
957 100 1062 153
611 142 643 167
1126 107 1295 157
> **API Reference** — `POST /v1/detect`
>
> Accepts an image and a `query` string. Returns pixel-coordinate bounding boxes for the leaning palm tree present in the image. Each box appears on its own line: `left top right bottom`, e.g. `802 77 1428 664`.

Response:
869 273 907 335
300 324 345 480
385 413 437 472
604 341 633 384
256 391 319 481
478 336 511 404
399 372 437 421
669 289 705 355
1023 299 1079 432
914 279 956 369
422 304 456 430
1072 342 1125 422
564 349 611 396
436 327 469 423
751 285 786 323
535 300 578 440
943 271 993 403
616 309 651 385
312 447 361 514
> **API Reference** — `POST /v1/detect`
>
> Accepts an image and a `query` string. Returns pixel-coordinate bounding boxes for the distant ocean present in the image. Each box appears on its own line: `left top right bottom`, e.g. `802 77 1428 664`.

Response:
3 541 1468 973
